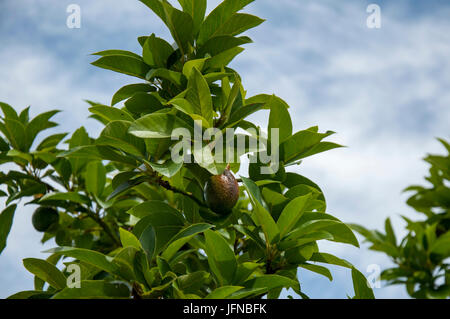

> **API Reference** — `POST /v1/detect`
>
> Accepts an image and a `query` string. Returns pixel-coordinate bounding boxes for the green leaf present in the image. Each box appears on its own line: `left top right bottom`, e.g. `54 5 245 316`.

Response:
60 145 137 166
198 35 252 57
169 97 195 114
162 2 194 55
39 192 90 205
139 0 167 24
224 103 263 128
384 218 397 247
212 13 264 38
0 135 10 151
309 252 353 269
186 67 213 125
204 47 244 70
128 113 192 138
52 280 130 299
0 205 16 254
44 247 119 274
7 149 32 163
97 120 146 157
162 223 213 261
268 95 292 143
119 228 142 250
299 263 333 281
25 110 59 149
156 256 172 277
106 176 147 201
111 83 155 106
0 102 19 120
125 92 164 115
241 176 280 244
148 159 183 178
289 213 359 247
197 0 254 46
68 127 91 174
91 55 150 79
142 33 174 68
7 290 54 299
178 0 207 35
140 225 156 260
204 229 237 285
85 161 106 197
352 267 375 299
277 194 312 238
0 118 27 151
146 68 185 87
205 286 244 299
92 49 142 59
280 129 342 164
89 105 134 123
36 133 68 151
130 201 185 254
182 58 207 78
22 258 67 290
177 271 209 294
243 274 299 292
430 232 450 255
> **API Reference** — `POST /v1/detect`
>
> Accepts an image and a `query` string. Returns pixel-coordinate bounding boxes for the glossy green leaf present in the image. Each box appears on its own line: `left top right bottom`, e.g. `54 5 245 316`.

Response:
97 120 146 157
0 205 16 254
85 161 106 196
23 258 67 290
162 2 194 55
198 35 251 58
277 194 312 238
39 192 90 205
268 95 292 143
243 274 299 292
89 105 134 123
241 176 280 244
111 83 155 106
140 225 156 260
212 13 264 38
299 263 332 281
91 55 150 79
125 92 164 114
205 286 244 299
119 228 142 250
204 229 237 285
146 68 185 87
309 252 353 269
186 67 213 125
142 33 174 67
43 247 118 274
52 280 130 299
352 267 375 299
129 113 192 138
178 0 207 35
197 0 254 46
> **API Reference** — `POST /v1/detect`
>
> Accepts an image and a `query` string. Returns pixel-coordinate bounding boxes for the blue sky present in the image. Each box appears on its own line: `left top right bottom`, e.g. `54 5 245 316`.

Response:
0 0 449 299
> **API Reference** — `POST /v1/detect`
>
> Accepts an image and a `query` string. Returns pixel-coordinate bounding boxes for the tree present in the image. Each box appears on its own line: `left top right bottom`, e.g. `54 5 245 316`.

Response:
0 0 374 299
351 138 450 299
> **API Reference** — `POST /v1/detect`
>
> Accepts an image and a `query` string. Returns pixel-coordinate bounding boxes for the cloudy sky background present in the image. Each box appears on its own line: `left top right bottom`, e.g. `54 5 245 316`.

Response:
0 0 449 298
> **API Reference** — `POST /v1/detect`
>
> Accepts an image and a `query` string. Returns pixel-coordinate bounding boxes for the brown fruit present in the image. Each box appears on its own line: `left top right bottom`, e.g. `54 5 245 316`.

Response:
204 165 239 216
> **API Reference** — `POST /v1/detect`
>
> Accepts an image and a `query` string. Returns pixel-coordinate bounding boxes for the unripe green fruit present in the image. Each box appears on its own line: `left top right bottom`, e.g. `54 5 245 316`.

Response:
204 166 239 216
32 206 59 232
